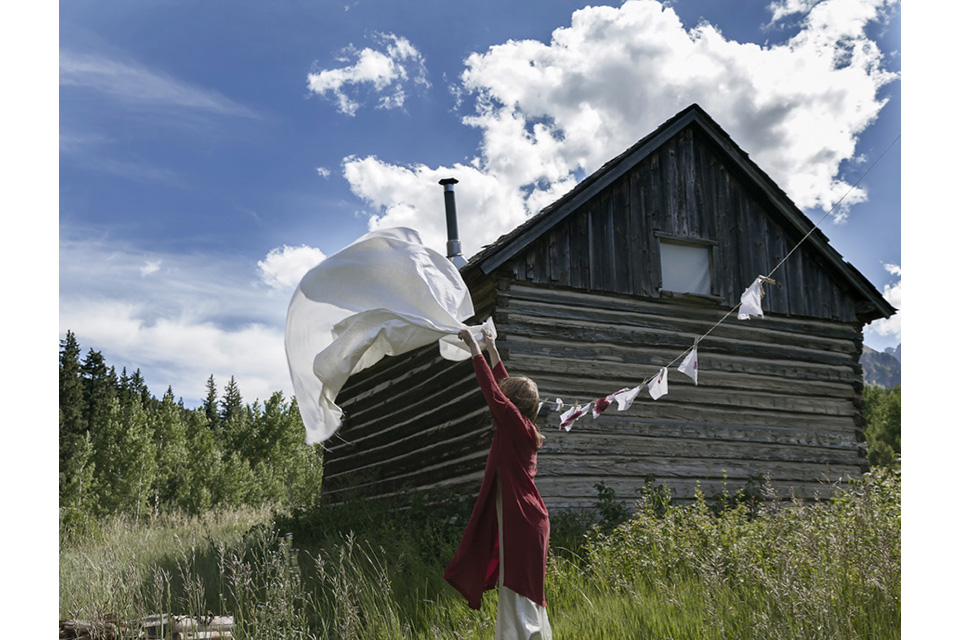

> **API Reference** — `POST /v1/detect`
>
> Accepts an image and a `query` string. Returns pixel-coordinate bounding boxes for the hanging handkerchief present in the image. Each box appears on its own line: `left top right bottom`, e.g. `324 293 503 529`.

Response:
611 386 643 411
738 277 765 319
592 394 614 418
678 347 698 385
559 403 589 431
648 367 669 400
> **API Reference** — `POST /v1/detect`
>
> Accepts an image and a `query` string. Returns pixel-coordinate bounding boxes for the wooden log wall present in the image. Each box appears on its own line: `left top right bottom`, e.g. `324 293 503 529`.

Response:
322 122 873 512
510 127 859 323
494 280 866 510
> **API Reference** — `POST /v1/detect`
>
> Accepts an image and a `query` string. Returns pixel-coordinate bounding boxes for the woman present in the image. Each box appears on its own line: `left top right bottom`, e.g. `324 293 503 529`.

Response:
444 328 552 639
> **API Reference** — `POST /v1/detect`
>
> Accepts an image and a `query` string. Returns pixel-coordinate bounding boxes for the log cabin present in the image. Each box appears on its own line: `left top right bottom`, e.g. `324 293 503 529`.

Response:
320 103 896 511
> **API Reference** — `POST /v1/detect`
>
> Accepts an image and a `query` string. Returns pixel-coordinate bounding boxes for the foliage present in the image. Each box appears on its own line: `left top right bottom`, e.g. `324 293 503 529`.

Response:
863 384 901 468
58 333 324 519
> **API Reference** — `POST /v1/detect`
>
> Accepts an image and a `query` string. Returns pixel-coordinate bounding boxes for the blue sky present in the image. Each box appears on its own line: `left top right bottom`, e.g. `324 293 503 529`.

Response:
56 0 903 408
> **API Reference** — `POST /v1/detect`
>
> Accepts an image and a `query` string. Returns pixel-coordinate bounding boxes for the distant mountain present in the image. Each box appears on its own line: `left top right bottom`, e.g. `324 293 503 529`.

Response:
884 344 901 363
861 344 901 387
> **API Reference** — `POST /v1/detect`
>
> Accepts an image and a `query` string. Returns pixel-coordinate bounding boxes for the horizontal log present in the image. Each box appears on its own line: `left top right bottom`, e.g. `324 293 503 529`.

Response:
540 432 860 465
331 375 485 451
537 472 857 508
499 291 860 355
543 415 861 450
536 453 861 484
324 410 491 481
496 315 856 369
323 450 490 502
500 282 862 342
507 344 858 395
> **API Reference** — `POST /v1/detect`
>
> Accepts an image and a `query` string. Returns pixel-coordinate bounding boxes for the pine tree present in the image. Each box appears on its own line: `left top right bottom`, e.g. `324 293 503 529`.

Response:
81 349 116 440
203 374 220 431
219 376 243 424
60 331 86 505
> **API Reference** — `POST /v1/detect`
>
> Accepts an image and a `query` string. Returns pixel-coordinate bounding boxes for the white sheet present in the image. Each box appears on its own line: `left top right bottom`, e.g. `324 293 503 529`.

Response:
284 227 490 444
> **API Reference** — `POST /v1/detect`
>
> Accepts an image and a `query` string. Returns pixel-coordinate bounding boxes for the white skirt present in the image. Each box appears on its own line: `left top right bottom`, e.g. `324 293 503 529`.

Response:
495 476 552 640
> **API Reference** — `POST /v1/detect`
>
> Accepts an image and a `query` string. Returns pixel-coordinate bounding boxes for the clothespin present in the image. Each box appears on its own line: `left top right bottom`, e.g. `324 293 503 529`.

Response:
757 275 776 298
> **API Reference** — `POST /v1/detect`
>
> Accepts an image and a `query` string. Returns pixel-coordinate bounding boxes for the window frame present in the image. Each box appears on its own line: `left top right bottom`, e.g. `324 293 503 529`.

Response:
655 231 720 301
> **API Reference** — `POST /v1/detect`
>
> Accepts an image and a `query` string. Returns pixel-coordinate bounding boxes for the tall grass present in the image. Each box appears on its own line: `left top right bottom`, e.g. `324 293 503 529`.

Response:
60 470 900 639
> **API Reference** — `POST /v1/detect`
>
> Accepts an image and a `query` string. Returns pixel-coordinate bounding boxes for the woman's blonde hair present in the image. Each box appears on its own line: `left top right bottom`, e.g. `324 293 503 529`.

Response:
499 376 545 446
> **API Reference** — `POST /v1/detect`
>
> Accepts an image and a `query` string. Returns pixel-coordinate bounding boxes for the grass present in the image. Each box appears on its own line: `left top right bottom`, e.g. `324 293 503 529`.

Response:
60 469 900 639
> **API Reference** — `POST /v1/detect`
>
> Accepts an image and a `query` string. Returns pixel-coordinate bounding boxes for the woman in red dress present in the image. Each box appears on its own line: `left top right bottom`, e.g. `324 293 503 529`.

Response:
444 328 552 639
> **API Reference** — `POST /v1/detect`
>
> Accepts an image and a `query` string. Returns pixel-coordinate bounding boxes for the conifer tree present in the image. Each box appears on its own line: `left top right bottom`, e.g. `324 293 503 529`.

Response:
81 349 116 440
203 374 220 431
60 332 86 485
219 376 244 424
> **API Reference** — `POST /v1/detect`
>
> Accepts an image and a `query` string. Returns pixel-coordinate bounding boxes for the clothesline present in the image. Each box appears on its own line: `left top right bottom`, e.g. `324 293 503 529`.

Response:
550 133 901 431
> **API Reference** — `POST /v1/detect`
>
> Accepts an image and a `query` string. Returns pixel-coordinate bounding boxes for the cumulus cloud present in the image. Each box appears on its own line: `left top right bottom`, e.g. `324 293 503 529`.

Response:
343 0 897 255
307 32 429 116
60 237 297 407
316 166 332 178
865 262 900 343
258 245 327 291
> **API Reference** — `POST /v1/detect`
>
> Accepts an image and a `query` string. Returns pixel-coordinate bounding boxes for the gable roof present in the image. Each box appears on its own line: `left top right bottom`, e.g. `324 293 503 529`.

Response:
463 103 895 321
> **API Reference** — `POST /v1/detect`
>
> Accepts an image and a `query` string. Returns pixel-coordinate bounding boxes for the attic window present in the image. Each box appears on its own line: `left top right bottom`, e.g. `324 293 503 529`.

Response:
658 237 714 296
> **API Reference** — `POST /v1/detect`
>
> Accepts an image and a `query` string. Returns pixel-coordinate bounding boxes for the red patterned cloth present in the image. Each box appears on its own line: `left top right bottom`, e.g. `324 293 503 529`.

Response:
444 355 550 609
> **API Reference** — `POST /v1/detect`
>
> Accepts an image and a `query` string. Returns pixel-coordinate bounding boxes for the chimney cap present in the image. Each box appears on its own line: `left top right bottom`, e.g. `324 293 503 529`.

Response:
438 177 459 186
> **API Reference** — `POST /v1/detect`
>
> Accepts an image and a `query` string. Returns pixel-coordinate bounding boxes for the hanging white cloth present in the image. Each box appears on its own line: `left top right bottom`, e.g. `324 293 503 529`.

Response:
284 227 489 444
678 347 699 385
648 367 669 400
738 277 765 319
611 386 643 411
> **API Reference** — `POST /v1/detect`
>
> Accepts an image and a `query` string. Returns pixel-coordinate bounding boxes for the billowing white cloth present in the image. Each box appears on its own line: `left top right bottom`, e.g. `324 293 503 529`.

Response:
738 277 765 319
284 227 488 444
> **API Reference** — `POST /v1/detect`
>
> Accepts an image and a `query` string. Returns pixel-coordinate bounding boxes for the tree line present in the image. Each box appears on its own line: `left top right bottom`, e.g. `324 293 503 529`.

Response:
59 331 324 520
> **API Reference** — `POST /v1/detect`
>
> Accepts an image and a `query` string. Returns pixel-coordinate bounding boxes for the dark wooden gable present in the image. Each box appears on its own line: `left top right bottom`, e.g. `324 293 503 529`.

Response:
465 103 894 324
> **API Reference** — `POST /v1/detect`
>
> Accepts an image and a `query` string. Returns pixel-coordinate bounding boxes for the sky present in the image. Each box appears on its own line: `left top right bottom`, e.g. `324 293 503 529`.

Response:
55 0 904 409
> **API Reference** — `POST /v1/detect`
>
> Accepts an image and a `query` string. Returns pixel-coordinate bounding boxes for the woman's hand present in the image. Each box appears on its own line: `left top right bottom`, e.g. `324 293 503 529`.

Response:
458 328 482 356
483 329 501 368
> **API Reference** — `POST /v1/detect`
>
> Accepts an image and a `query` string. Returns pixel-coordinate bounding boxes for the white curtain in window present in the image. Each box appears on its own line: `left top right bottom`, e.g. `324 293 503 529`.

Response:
660 242 711 295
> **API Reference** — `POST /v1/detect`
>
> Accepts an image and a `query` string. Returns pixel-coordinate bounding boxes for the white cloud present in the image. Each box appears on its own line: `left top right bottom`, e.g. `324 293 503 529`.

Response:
307 32 429 116
316 166 332 178
59 49 259 119
60 237 297 407
864 262 900 343
140 259 162 276
343 0 897 254
258 245 327 291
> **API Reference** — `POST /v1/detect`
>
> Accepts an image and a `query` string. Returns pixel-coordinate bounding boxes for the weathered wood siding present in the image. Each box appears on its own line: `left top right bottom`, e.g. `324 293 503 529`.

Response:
321 118 874 510
493 282 866 509
511 127 858 322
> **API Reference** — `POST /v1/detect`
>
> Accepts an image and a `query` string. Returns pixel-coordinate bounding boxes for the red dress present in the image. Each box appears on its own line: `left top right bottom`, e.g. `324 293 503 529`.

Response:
444 355 550 609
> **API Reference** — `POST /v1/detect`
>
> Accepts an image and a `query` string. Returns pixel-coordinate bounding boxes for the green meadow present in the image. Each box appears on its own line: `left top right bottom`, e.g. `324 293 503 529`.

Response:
60 469 900 639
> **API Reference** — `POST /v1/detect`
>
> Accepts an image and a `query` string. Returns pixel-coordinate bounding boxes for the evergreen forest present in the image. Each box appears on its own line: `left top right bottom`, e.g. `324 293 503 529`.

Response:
58 330 324 522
